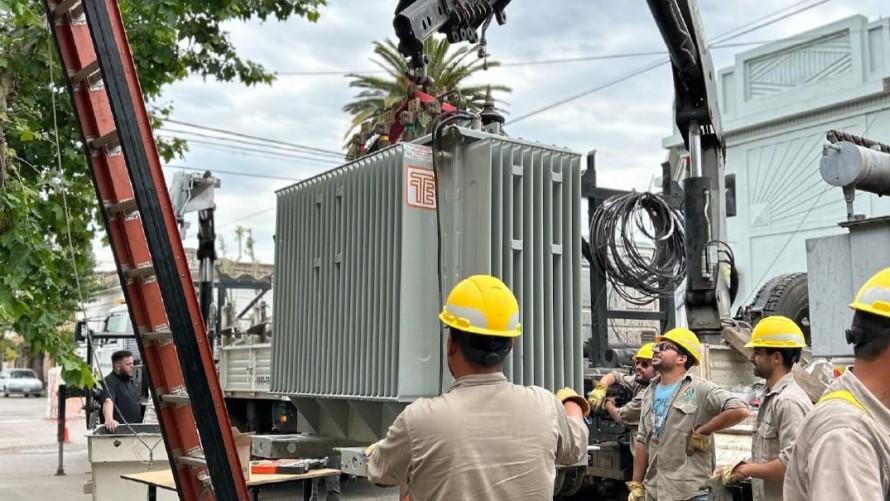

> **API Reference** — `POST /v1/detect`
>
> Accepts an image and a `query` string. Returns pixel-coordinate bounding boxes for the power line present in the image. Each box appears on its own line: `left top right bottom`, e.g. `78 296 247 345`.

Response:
165 140 338 165
273 47 770 76
506 58 667 125
217 207 277 229
271 38 831 77
273 51 671 75
158 135 341 166
273 0 836 77
160 136 341 166
164 118 344 158
160 127 344 160
163 164 304 182
711 0 833 44
506 0 833 125
710 27 881 48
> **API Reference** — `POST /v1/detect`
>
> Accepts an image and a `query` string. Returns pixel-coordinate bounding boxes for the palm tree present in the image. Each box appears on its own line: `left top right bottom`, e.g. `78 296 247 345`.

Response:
342 37 511 148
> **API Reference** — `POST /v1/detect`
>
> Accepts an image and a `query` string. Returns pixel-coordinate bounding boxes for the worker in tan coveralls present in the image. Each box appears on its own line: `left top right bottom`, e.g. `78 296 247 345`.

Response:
365 275 590 500
714 316 813 501
784 268 890 500
588 342 656 455
629 327 750 501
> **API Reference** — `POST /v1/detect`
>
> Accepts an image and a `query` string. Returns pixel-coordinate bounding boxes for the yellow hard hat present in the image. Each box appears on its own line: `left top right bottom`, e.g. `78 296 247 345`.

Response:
439 275 521 338
745 315 807 349
632 342 655 361
850 268 890 320
656 327 701 366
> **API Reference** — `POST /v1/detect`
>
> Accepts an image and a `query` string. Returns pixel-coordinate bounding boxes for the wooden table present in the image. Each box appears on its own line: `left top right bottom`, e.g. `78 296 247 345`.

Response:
122 468 341 501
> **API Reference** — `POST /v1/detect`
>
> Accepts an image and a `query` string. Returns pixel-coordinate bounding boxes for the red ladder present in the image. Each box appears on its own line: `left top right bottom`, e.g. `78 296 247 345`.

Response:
43 0 249 499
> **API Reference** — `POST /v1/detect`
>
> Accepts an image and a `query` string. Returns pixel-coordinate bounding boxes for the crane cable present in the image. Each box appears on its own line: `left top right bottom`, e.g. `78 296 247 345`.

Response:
590 192 686 305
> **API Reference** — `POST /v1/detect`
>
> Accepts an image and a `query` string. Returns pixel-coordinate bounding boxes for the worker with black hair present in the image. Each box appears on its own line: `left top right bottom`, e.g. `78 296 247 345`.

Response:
366 275 589 500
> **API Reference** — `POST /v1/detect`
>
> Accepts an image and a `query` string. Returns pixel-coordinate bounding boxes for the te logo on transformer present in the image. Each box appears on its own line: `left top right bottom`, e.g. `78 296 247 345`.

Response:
406 166 436 210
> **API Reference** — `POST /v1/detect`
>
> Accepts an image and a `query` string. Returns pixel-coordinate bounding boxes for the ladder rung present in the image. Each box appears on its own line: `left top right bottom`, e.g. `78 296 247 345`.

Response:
160 393 191 406
70 60 100 87
141 329 173 343
104 198 138 217
90 130 119 151
175 451 206 468
122 263 155 281
52 0 82 18
197 472 212 487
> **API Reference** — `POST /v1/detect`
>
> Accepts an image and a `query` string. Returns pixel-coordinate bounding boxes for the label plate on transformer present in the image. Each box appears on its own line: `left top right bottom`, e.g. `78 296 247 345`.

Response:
404 143 432 163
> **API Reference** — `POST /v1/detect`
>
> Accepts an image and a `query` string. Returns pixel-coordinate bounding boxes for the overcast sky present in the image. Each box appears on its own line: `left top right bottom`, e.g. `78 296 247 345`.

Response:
92 0 888 270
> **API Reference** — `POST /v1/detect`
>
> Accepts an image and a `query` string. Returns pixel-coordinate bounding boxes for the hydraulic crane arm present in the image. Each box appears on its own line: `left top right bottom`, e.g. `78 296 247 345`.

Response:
646 0 724 147
169 171 220 333
646 0 732 334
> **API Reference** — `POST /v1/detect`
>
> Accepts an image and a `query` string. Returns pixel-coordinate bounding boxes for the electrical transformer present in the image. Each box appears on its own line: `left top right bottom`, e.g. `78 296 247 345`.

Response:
272 126 583 441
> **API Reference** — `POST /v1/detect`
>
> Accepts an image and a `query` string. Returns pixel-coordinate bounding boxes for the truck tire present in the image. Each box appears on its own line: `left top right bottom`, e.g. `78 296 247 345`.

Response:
740 273 810 345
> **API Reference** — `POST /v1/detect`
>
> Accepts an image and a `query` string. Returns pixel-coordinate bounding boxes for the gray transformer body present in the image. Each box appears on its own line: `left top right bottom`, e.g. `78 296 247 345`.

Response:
272 127 583 442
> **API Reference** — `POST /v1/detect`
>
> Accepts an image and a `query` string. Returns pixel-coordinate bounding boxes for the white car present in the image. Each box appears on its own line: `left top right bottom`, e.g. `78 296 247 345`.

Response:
0 368 45 397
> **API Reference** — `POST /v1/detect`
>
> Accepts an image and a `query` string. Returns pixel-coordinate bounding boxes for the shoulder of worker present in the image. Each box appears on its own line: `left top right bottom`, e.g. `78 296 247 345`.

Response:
400 379 557 417
804 371 890 442
796 399 889 478
773 377 814 411
101 372 117 388
608 370 636 390
805 399 877 434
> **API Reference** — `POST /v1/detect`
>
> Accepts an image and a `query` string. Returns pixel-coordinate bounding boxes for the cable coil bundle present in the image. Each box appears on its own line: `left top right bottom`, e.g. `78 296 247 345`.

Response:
590 191 686 305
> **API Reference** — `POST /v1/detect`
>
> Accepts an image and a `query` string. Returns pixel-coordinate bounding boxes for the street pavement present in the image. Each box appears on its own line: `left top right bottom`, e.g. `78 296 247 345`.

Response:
0 395 397 500
0 393 91 500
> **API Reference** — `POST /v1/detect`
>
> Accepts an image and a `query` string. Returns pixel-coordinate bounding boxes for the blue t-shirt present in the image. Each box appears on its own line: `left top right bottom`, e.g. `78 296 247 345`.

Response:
653 380 680 437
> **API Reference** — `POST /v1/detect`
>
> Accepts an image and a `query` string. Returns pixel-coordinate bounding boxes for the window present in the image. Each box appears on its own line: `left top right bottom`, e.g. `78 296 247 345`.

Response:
11 370 37 379
104 311 134 334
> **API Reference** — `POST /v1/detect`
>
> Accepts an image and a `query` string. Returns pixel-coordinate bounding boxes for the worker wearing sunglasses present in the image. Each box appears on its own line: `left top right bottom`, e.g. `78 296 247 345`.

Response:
627 328 751 501
588 343 656 458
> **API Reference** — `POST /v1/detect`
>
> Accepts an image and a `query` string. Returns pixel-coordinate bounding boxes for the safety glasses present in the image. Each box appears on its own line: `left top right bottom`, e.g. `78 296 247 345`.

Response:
653 341 679 353
634 360 651 368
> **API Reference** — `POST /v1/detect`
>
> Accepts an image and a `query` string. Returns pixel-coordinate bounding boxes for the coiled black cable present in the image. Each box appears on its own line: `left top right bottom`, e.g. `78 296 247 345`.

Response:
590 191 686 305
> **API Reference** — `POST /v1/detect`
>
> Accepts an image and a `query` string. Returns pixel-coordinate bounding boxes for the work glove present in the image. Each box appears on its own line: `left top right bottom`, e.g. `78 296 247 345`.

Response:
588 382 608 413
556 387 591 416
626 481 645 501
718 460 746 485
688 427 712 454
364 442 378 457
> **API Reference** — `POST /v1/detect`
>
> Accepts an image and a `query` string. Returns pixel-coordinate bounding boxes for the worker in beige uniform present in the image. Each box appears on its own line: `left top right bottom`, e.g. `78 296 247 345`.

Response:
629 327 750 501
365 275 590 501
784 268 890 500
714 316 812 501
588 343 656 454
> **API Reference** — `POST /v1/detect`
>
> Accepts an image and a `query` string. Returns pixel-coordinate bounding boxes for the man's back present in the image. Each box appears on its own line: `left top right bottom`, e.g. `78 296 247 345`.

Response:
368 373 588 500
784 371 890 500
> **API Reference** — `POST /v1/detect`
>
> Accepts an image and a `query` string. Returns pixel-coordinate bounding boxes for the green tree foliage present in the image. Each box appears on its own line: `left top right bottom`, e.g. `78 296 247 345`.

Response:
0 0 325 387
342 37 510 141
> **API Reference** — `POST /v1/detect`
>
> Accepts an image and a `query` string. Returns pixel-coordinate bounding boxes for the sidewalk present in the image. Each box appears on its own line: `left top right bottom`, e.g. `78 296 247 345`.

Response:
0 395 91 500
